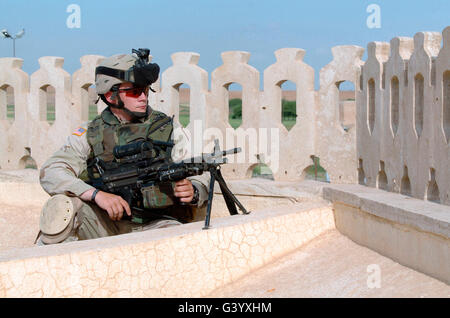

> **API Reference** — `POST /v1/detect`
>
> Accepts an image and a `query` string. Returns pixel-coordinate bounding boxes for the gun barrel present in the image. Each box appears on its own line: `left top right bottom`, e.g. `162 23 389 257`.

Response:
221 147 241 156
178 147 241 164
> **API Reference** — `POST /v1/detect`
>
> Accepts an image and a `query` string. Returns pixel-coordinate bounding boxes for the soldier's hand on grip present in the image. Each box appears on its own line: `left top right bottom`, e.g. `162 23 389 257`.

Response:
94 191 132 221
174 179 194 203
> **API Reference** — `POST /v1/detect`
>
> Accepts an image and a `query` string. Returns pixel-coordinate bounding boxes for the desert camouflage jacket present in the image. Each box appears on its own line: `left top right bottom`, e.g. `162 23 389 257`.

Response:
39 107 210 207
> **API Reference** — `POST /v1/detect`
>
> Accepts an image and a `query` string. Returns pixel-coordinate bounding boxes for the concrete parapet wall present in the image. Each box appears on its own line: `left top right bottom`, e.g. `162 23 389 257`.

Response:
0 45 363 183
0 201 334 297
323 183 450 284
357 26 450 206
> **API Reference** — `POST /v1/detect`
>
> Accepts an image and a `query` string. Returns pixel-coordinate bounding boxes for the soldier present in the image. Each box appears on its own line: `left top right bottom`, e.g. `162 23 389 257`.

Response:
35 49 210 245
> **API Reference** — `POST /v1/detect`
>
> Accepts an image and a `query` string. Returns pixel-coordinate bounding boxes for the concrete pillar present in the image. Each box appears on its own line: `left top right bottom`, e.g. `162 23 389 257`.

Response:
0 58 29 169
317 45 364 184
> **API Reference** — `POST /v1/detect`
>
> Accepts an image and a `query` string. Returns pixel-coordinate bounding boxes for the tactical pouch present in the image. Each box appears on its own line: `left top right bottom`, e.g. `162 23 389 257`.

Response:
141 182 176 209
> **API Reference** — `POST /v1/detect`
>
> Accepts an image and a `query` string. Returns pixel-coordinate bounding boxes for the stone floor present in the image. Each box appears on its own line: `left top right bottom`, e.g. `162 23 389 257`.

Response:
207 229 450 298
0 204 41 251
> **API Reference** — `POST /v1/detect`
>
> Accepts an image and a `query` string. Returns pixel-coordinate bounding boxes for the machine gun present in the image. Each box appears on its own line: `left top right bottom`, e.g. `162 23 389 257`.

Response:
87 138 250 229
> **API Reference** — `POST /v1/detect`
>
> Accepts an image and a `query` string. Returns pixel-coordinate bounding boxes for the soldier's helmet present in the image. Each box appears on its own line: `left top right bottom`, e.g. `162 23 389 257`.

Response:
95 48 160 95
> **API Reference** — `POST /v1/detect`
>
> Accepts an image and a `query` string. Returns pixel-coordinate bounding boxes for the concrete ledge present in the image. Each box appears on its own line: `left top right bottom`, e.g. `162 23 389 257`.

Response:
0 182 49 207
323 184 450 284
323 184 450 238
0 170 49 207
212 178 330 218
0 201 334 297
218 178 328 199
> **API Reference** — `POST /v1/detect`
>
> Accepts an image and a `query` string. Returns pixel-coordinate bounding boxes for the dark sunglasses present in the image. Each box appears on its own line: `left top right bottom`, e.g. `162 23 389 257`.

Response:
118 86 149 98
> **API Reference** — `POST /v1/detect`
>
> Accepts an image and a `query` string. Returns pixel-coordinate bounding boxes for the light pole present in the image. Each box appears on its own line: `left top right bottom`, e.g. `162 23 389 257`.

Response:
1 28 25 57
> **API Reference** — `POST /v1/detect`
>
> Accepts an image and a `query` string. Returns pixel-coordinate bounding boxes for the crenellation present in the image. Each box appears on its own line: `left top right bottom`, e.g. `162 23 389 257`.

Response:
210 50 261 179
72 55 105 121
433 27 450 206
331 45 364 64
390 37 414 61
317 45 363 184
414 32 442 59
160 51 208 143
37 56 65 70
0 58 29 170
357 42 390 190
381 37 413 194
220 51 251 65
412 32 442 90
29 56 74 168
0 57 24 69
367 41 391 64
170 51 200 65
262 47 316 181
274 47 305 63
404 31 441 201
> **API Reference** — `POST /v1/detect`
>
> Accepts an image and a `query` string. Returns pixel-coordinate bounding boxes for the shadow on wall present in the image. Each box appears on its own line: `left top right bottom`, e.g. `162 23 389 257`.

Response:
301 155 329 182
250 155 330 182
17 147 37 169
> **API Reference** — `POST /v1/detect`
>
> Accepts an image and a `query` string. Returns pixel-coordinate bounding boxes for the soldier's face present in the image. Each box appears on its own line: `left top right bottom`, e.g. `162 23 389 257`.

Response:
117 82 148 113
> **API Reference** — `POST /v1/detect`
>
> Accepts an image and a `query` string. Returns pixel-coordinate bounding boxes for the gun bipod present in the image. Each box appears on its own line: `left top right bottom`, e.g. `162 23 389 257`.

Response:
202 167 250 230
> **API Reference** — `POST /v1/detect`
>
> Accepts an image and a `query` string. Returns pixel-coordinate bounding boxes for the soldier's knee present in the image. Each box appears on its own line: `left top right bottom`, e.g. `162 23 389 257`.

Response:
38 194 83 244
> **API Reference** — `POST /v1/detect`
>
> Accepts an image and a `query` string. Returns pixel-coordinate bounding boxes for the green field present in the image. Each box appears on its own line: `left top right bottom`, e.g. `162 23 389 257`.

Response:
8 99 296 128
7 104 99 123
179 98 297 130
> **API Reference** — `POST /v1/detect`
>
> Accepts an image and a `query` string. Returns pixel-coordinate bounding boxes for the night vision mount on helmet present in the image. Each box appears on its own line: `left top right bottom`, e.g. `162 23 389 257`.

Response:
95 48 160 91
95 48 160 116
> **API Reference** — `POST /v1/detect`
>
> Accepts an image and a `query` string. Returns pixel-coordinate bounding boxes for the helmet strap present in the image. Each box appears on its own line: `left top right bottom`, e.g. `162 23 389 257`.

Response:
122 105 149 120
99 94 124 109
99 94 149 122
99 84 125 109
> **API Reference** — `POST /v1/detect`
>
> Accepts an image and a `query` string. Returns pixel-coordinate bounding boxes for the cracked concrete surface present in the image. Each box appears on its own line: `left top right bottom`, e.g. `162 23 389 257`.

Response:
207 229 450 297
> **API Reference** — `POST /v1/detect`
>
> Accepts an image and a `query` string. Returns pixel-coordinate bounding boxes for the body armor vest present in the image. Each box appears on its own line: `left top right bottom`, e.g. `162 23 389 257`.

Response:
86 107 173 163
81 107 178 222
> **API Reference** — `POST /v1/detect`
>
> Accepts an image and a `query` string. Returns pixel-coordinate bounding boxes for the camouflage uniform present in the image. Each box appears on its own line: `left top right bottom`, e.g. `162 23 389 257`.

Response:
36 106 210 245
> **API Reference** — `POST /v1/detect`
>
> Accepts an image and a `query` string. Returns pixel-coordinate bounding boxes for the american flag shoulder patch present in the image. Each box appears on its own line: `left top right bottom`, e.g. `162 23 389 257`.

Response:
72 127 87 136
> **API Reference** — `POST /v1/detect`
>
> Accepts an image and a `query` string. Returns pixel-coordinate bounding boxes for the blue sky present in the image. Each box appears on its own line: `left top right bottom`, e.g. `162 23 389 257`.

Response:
0 0 449 89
